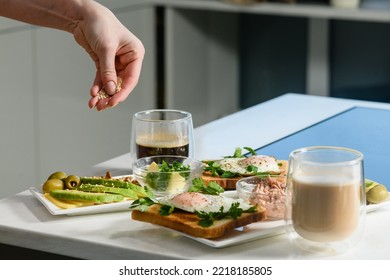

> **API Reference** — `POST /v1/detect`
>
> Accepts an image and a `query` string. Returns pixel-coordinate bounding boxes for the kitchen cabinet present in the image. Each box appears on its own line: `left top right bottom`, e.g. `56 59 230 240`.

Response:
160 1 390 108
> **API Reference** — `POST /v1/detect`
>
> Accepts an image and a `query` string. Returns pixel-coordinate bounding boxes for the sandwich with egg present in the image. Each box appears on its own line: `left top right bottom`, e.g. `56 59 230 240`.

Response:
202 147 288 189
130 178 267 239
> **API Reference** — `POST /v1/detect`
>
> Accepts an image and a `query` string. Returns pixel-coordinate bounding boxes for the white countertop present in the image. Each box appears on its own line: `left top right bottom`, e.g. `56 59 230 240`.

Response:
1 93 390 260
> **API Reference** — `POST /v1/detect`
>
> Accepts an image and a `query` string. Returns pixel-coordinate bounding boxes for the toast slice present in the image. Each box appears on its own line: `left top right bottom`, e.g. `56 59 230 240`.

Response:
132 204 267 239
201 175 240 190
202 159 288 190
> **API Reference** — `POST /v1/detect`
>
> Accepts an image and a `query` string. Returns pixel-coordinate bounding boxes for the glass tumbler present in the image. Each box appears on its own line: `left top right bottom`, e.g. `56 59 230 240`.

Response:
130 109 194 165
285 146 366 255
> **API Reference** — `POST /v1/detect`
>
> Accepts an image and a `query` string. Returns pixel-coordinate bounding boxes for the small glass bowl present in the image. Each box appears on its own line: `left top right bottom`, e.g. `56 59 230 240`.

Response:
132 155 203 197
236 175 287 220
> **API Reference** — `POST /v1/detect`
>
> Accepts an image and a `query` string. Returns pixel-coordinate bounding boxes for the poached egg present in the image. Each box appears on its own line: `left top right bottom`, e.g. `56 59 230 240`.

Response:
159 192 253 213
217 155 281 175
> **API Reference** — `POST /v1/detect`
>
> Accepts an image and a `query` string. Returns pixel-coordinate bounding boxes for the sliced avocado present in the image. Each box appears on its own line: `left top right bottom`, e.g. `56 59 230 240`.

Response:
76 184 138 199
50 190 124 203
80 177 148 198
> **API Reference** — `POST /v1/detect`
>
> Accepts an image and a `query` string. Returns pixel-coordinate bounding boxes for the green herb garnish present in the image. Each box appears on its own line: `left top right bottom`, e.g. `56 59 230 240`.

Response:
195 202 257 227
246 165 258 173
129 197 156 212
188 178 224 195
224 147 256 158
160 204 175 216
145 160 191 191
203 161 241 178
158 160 190 173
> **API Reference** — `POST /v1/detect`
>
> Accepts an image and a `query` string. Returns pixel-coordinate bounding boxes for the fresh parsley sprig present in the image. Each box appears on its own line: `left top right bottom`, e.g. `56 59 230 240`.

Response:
160 204 175 216
188 178 224 195
129 197 156 212
158 160 191 173
224 147 256 158
195 202 257 227
146 160 191 191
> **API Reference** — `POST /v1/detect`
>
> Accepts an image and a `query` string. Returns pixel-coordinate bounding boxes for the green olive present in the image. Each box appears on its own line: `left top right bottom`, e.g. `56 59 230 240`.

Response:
47 171 67 181
42 179 64 193
63 175 81 189
367 185 389 204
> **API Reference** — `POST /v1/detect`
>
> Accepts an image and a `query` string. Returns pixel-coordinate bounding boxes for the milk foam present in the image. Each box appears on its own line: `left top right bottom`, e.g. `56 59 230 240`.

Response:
137 133 188 148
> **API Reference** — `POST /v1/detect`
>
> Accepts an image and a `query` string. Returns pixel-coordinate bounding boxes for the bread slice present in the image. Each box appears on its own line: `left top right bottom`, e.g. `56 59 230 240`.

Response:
201 174 240 190
202 159 288 190
132 204 267 239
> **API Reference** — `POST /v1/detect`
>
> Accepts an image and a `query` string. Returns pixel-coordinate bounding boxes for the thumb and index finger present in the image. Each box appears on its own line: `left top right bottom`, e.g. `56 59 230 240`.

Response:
89 41 144 111
90 50 122 111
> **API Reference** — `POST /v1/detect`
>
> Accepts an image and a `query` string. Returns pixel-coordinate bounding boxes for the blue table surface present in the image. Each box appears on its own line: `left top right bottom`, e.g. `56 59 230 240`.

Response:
255 107 390 190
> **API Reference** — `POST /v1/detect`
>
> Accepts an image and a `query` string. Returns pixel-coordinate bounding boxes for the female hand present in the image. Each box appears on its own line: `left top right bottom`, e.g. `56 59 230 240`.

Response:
72 3 145 111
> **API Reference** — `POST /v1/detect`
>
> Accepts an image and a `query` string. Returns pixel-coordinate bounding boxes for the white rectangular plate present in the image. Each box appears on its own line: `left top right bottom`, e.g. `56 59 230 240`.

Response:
29 175 136 216
177 219 286 248
366 192 390 213
159 191 390 248
30 187 134 216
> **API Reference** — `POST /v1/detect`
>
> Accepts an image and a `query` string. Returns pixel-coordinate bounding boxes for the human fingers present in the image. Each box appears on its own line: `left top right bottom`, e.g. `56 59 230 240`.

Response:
88 71 102 109
106 61 143 108
97 44 119 96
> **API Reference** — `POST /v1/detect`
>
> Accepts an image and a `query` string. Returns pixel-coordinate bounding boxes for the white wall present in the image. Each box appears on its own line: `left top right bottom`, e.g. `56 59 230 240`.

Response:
0 4 156 198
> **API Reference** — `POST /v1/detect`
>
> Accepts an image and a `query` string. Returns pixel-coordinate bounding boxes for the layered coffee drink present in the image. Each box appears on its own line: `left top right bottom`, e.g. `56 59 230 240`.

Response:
292 176 361 242
285 146 365 255
136 133 189 158
130 110 194 163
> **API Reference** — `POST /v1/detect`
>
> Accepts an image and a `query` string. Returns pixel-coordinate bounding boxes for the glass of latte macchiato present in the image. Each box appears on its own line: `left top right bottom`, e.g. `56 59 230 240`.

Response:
130 109 194 165
285 146 366 255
